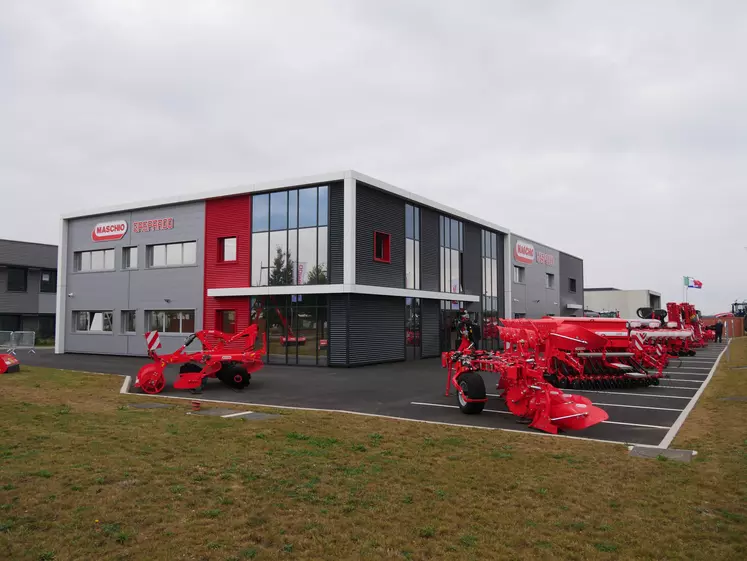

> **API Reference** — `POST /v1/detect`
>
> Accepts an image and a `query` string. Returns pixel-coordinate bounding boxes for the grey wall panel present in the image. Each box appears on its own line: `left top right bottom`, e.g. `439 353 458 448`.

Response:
38 293 56 314
348 294 404 365
510 235 560 318
328 294 348 366
0 239 57 269
328 184 344 285
355 183 405 289
463 223 481 298
496 233 506 318
421 298 440 358
64 201 205 356
0 267 41 314
420 209 440 292
559 252 584 316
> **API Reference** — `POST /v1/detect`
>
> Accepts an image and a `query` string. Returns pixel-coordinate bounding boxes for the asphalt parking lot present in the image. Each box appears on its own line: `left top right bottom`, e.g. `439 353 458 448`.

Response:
20 342 729 447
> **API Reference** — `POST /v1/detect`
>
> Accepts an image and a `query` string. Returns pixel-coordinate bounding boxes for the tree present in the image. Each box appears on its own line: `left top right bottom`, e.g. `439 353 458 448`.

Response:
306 264 327 285
269 246 295 286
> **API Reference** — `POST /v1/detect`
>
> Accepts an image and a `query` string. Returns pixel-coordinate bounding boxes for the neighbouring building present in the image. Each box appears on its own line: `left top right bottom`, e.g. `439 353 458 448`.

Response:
583 288 661 319
0 238 58 339
55 171 585 366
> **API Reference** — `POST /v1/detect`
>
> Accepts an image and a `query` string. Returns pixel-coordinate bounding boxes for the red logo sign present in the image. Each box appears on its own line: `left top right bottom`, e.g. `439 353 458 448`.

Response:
536 251 556 266
92 220 128 242
514 240 535 264
133 217 174 233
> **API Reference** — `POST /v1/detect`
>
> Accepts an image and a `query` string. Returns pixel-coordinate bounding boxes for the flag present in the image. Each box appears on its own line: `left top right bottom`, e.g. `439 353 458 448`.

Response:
683 276 702 289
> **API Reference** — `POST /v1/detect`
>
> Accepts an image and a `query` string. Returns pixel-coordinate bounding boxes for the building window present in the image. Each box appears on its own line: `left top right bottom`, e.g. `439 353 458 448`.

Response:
219 310 236 334
122 310 137 333
546 273 555 289
440 216 463 294
405 297 421 359
122 247 138 270
513 265 525 284
5 267 27 292
39 270 57 293
145 310 195 334
405 205 420 289
146 242 197 268
514 312 526 319
251 186 329 286
220 237 237 262
569 278 577 293
74 249 115 272
74 311 113 332
481 230 500 350
374 231 391 263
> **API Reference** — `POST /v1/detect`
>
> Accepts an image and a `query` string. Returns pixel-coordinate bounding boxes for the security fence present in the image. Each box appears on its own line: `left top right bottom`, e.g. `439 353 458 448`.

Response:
0 331 37 354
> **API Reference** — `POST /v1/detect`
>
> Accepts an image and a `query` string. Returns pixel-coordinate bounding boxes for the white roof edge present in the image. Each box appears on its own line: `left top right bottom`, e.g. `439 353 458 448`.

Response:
351 171 510 235
61 170 349 220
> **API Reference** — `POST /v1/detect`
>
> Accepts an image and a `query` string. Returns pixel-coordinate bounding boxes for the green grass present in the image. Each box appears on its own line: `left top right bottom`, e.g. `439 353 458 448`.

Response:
0 342 746 560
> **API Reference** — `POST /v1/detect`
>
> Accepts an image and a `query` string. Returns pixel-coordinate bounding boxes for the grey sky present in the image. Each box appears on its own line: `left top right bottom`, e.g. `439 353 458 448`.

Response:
2 0 745 314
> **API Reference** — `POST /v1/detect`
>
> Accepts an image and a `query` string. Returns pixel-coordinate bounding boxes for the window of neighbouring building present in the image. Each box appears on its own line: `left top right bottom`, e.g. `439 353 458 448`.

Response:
145 310 195 334
405 204 420 289
439 215 463 294
513 265 525 284
220 237 237 262
6 267 28 292
39 269 57 293
546 273 555 289
251 186 329 287
374 232 391 263
146 242 197 268
122 247 138 269
74 249 115 272
122 310 136 333
482 230 500 350
219 310 237 334
569 278 577 293
74 311 113 332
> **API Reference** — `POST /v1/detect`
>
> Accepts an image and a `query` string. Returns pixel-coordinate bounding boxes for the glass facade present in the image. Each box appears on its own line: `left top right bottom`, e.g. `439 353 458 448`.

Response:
250 295 328 366
482 230 501 351
439 215 463 305
405 297 421 360
405 204 420 289
252 186 329 286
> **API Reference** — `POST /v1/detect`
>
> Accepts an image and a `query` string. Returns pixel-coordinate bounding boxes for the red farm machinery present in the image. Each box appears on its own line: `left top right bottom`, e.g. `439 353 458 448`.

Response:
135 324 266 395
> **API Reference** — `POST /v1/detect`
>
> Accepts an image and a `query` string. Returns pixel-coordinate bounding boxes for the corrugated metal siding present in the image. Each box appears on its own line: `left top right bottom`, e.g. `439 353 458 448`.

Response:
496 233 506 317
328 184 344 284
355 183 405 288
0 239 57 269
203 195 252 345
420 208 440 292
463 223 481 298
421 298 440 358
0 267 42 314
348 294 404 365
328 294 348 366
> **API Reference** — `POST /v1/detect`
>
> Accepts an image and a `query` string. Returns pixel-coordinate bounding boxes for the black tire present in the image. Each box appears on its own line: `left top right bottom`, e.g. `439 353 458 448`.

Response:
217 364 251 389
179 363 202 374
456 371 486 414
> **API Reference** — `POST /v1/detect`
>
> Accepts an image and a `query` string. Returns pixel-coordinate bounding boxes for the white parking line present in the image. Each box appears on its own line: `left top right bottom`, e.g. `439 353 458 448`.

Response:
663 379 705 383
410 402 671 430
663 371 710 376
221 411 254 418
592 402 683 412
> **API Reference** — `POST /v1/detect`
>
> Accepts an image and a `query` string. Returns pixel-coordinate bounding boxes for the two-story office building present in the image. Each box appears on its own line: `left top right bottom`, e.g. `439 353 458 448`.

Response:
1 238 58 338
55 171 584 366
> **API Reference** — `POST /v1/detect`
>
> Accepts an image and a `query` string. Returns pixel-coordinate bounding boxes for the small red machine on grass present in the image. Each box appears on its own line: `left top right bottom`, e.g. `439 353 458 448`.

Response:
0 354 20 374
135 325 266 395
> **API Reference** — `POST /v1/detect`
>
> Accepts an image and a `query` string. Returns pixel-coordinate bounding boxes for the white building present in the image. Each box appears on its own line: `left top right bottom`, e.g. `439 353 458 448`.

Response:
583 288 661 319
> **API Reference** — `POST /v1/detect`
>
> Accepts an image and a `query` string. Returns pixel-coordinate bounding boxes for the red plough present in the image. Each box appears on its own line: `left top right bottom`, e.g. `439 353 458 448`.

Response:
442 335 609 435
135 325 266 394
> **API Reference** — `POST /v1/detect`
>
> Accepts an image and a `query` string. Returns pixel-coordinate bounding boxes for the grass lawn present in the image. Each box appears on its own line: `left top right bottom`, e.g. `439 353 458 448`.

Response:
1 342 746 560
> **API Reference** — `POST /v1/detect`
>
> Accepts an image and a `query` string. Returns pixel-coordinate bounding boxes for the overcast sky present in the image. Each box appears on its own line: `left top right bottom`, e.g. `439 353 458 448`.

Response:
2 1 745 314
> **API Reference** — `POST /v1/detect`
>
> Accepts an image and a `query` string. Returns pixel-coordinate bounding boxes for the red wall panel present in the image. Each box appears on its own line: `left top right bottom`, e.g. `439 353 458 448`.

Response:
204 195 251 335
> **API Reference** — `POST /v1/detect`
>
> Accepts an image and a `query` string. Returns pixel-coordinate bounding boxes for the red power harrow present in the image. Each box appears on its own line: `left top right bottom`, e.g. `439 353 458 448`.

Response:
498 317 667 390
135 325 266 395
442 339 608 434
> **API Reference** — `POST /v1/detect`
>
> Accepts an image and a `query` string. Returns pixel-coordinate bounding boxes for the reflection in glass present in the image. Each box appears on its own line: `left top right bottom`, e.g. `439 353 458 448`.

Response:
491 260 498 296
316 226 328 284
288 229 298 285
270 191 288 231
166 243 181 265
288 190 298 229
251 232 269 286
406 205 414 239
491 232 497 259
91 251 104 270
414 207 420 240
450 249 460 293
183 242 197 264
298 187 317 228
406 238 414 289
253 194 269 232
450 219 459 250
318 186 328 226
414 240 420 289
297 227 317 284
152 245 166 267
269 230 290 285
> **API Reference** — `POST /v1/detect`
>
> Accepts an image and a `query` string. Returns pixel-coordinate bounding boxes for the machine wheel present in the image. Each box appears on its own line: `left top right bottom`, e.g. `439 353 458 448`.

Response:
456 371 486 414
218 364 251 389
651 378 660 386
179 363 202 374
